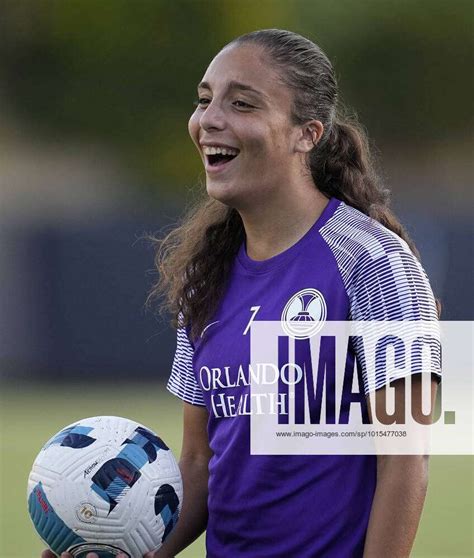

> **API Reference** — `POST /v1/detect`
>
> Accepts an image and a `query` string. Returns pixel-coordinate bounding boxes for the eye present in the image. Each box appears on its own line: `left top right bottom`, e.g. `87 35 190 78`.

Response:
233 100 254 109
193 97 210 108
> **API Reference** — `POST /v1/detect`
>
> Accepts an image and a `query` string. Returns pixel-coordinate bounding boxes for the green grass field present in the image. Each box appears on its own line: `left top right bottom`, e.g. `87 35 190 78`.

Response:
1 384 472 558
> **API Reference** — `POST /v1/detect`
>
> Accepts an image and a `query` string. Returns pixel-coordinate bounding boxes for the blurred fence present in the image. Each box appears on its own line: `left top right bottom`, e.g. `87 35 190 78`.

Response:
0 212 177 382
0 207 472 383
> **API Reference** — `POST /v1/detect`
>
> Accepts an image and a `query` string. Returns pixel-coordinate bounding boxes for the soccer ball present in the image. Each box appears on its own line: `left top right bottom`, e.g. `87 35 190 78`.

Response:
27 416 182 558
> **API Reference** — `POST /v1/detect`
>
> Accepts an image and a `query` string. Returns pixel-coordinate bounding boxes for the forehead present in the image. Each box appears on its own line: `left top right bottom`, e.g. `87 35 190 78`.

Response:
200 43 291 104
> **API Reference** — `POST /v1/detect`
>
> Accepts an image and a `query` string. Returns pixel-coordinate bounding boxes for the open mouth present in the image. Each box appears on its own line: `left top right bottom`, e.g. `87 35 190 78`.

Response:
208 153 238 167
203 146 240 168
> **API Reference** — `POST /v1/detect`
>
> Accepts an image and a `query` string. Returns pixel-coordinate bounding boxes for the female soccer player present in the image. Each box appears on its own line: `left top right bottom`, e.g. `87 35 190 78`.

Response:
42 29 440 558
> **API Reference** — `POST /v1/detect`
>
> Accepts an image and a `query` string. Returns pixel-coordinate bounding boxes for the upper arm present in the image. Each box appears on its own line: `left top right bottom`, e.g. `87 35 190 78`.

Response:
181 402 212 463
367 375 439 425
167 324 210 461
367 376 438 474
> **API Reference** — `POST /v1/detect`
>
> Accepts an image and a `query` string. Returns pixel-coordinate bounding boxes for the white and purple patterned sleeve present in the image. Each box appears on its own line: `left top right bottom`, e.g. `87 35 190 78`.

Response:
167 326 206 406
350 244 442 393
350 247 438 321
320 202 441 393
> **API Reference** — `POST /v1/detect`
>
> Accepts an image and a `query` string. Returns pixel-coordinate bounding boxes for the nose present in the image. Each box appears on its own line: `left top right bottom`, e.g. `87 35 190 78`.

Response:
199 99 226 132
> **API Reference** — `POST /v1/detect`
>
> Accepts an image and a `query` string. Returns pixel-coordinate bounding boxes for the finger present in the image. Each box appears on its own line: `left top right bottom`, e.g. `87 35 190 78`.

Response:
86 554 99 558
143 552 156 558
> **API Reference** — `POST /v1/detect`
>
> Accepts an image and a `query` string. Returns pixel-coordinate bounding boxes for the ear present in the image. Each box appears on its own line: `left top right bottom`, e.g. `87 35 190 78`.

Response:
294 120 324 154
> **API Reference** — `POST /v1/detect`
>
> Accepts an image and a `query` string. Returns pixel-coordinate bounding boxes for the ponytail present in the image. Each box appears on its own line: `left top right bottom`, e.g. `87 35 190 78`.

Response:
310 116 441 314
311 118 421 261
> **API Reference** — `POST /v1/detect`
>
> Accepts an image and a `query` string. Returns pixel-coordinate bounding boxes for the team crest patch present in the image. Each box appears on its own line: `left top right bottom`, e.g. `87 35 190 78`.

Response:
281 288 327 339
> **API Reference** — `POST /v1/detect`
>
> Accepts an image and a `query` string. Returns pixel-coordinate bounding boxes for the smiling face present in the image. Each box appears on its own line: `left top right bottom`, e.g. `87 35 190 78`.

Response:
188 43 306 209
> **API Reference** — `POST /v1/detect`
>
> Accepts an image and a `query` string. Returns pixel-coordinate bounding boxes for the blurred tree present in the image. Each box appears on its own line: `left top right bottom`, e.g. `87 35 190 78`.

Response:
0 0 471 197
295 1 473 141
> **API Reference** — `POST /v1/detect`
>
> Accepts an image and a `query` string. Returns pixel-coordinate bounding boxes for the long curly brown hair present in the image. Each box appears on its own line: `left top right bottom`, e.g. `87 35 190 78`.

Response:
149 29 437 340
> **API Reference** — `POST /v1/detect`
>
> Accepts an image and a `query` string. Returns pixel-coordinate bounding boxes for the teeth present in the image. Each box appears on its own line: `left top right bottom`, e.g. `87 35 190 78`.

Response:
203 146 239 156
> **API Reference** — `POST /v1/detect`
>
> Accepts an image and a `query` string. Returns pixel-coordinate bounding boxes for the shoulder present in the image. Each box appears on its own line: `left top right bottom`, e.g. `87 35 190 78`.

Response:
319 201 437 320
319 201 413 278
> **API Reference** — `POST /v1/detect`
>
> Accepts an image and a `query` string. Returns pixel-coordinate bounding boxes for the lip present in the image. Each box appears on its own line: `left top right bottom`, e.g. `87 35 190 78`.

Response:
204 154 238 175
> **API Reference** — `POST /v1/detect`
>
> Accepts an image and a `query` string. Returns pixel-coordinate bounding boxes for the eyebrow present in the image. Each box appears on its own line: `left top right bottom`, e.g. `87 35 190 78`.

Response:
197 80 268 100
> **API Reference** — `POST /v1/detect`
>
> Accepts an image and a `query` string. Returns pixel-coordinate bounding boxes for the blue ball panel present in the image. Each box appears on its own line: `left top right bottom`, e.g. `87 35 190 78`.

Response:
28 482 86 555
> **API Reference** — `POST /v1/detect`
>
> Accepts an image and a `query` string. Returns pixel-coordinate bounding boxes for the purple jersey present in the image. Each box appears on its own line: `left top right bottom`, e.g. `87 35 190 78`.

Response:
168 198 440 557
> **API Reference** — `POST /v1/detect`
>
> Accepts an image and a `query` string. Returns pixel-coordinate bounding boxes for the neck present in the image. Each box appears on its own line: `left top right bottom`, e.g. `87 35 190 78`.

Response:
238 181 329 261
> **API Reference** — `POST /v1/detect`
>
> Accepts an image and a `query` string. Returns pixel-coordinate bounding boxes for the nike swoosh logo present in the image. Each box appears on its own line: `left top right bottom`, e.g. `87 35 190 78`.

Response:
201 320 220 338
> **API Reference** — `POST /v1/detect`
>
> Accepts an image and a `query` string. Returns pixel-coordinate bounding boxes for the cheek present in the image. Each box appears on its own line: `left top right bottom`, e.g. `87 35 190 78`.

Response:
245 120 291 160
188 112 200 147
240 126 275 158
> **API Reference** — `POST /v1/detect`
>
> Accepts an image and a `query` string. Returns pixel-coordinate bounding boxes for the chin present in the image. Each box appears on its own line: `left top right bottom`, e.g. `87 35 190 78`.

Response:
206 180 240 207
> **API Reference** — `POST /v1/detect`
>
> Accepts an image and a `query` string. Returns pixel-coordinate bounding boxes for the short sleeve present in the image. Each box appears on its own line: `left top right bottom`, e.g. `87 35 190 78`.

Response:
350 249 442 394
319 202 441 394
167 326 206 406
350 249 439 321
